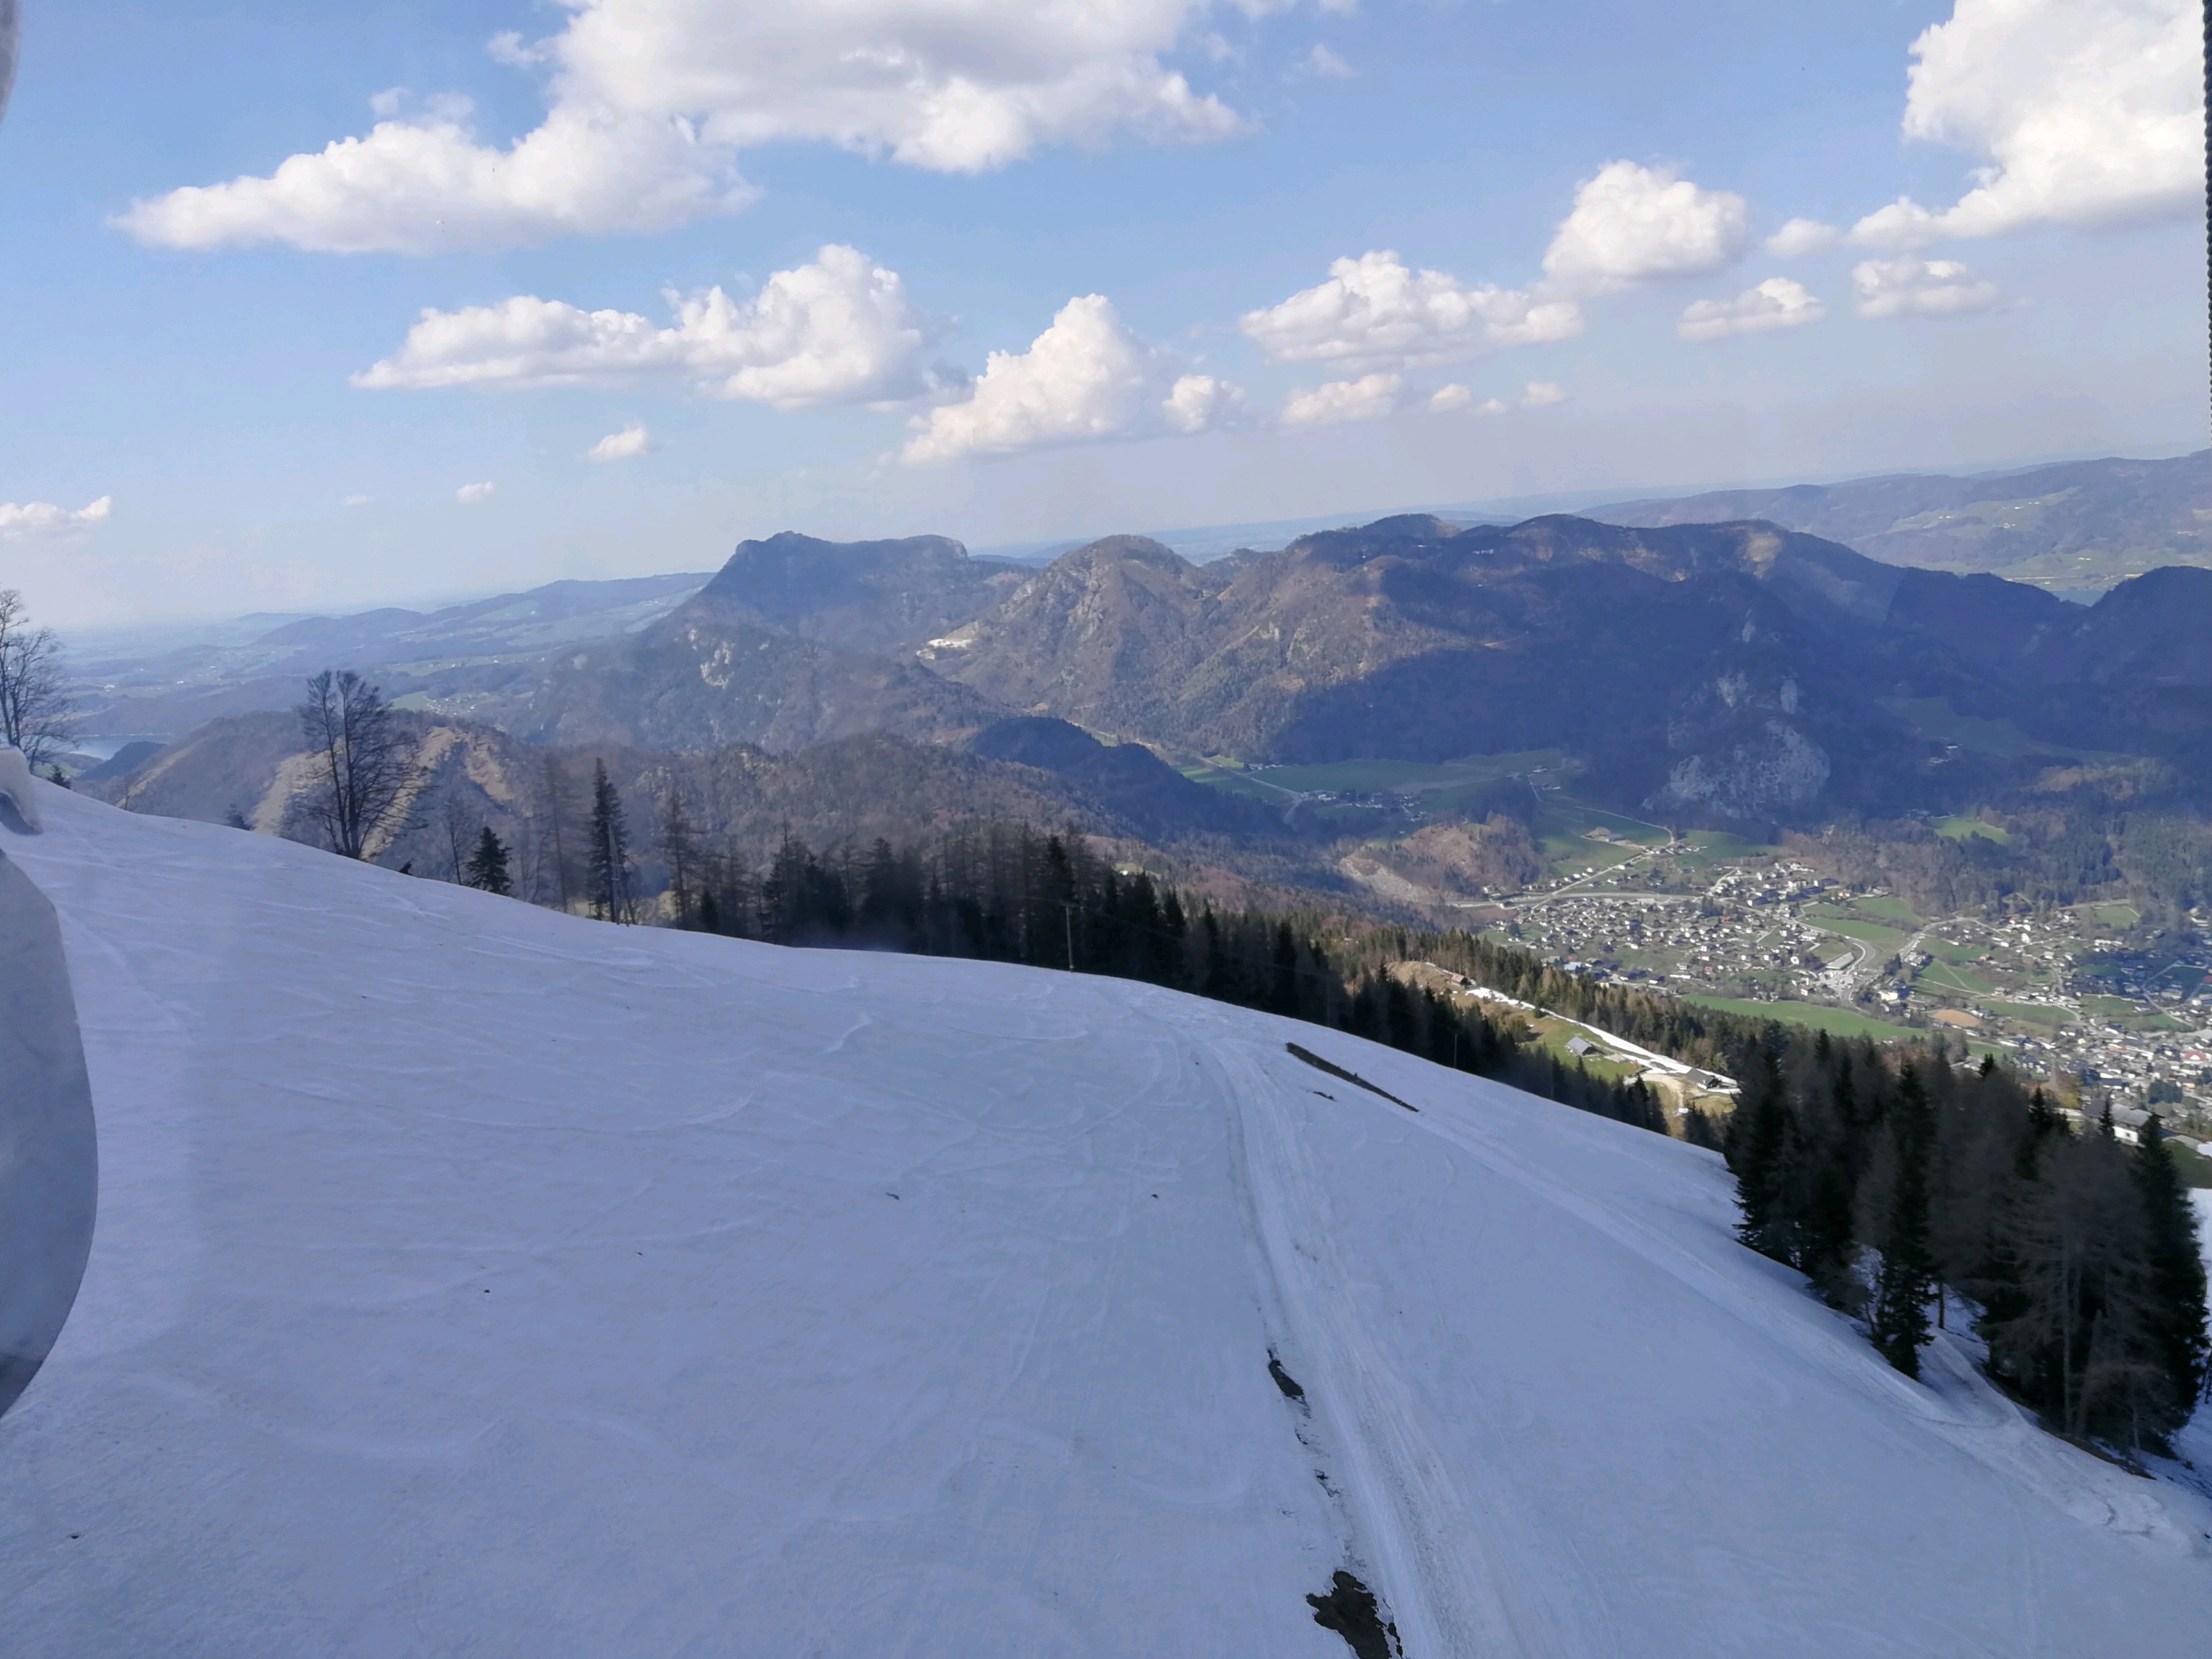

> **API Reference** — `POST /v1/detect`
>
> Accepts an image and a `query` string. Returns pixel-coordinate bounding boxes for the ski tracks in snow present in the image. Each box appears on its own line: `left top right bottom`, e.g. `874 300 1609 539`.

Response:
1202 1027 1613 1659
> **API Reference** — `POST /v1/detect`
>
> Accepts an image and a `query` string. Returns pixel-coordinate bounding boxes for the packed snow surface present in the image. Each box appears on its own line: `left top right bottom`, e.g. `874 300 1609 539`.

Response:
3 785 2210 1655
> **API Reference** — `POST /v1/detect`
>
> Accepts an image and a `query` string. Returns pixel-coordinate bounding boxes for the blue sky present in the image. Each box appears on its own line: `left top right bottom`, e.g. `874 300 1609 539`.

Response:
1 0 2203 625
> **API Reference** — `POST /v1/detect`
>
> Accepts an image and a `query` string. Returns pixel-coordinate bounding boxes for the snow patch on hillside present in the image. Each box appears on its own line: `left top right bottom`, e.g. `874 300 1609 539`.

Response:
1 782 2208 1655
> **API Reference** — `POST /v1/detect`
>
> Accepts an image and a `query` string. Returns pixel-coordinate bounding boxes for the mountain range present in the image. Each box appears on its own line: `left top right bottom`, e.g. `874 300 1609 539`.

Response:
88 703 1294 905
72 454 2212 905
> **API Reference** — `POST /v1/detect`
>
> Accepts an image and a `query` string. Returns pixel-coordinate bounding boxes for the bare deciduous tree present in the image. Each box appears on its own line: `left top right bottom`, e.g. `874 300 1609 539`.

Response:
660 786 700 925
438 787 477 883
538 753 578 912
294 669 416 860
0 589 75 765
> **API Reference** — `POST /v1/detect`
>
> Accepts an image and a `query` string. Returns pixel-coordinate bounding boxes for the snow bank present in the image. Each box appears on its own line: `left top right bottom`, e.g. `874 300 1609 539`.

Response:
0 842 96 1416
2 782 2208 1655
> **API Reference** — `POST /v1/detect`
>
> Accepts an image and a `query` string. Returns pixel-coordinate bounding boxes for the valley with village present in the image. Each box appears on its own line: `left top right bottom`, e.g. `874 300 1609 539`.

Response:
1191 753 2212 1153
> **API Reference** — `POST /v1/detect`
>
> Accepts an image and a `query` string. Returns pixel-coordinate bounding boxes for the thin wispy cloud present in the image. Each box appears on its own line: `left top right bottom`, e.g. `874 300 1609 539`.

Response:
1678 278 1826 341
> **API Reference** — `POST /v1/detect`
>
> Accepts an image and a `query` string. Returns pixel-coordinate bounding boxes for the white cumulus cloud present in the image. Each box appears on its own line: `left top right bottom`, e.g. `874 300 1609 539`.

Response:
116 1 1282 254
1849 0 2202 246
1161 373 1247 434
0 495 111 536
1281 372 1402 427
1677 277 1826 341
1764 218 1840 257
355 246 930 411
1475 396 1508 416
1427 383 1472 413
456 481 497 504
1541 161 1752 293
1239 250 1582 371
1300 44 1355 80
585 425 657 462
1851 257 2002 319
341 494 373 508
1520 381 1566 408
115 100 746 257
901 295 1242 464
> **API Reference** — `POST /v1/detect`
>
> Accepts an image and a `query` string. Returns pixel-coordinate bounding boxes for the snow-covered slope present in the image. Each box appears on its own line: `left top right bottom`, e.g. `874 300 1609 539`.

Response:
3 784 2208 1655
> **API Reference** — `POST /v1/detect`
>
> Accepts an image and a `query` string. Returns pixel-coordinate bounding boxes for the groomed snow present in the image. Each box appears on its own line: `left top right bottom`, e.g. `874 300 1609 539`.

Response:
4 783 2209 1655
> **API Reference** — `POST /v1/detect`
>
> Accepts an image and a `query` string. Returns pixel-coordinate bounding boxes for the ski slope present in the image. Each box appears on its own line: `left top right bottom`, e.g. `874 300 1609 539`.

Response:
3 782 2209 1655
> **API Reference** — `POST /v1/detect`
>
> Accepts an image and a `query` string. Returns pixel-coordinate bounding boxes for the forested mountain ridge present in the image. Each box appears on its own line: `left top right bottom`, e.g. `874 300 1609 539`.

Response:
932 513 2212 819
84 708 1295 902
1593 451 2212 595
517 613 1006 753
918 535 1237 723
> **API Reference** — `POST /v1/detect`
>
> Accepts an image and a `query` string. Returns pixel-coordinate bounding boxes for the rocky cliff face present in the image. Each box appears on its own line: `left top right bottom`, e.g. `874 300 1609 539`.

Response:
1650 722 1832 821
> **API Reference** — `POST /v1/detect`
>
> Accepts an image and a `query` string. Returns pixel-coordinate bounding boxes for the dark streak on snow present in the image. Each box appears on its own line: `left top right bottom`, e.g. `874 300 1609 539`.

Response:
1284 1043 1416 1112
1267 1351 1306 1402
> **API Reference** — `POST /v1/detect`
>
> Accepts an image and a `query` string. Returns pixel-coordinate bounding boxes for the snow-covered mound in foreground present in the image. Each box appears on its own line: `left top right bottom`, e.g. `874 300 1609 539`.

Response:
2 785 2208 1656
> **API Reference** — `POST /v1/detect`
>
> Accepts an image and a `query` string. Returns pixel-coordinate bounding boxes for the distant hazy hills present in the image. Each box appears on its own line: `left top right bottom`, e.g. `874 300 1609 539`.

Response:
72 571 714 739
1590 451 2211 595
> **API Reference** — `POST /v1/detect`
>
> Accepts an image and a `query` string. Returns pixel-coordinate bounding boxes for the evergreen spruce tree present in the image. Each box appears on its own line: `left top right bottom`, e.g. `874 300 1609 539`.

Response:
1269 924 1299 1015
1728 1048 1791 1263
1801 1158 1859 1308
462 825 512 896
1384 976 1418 1053
2130 1115 2211 1427
1871 1065 1936 1377
585 760 633 922
1200 907 1231 999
